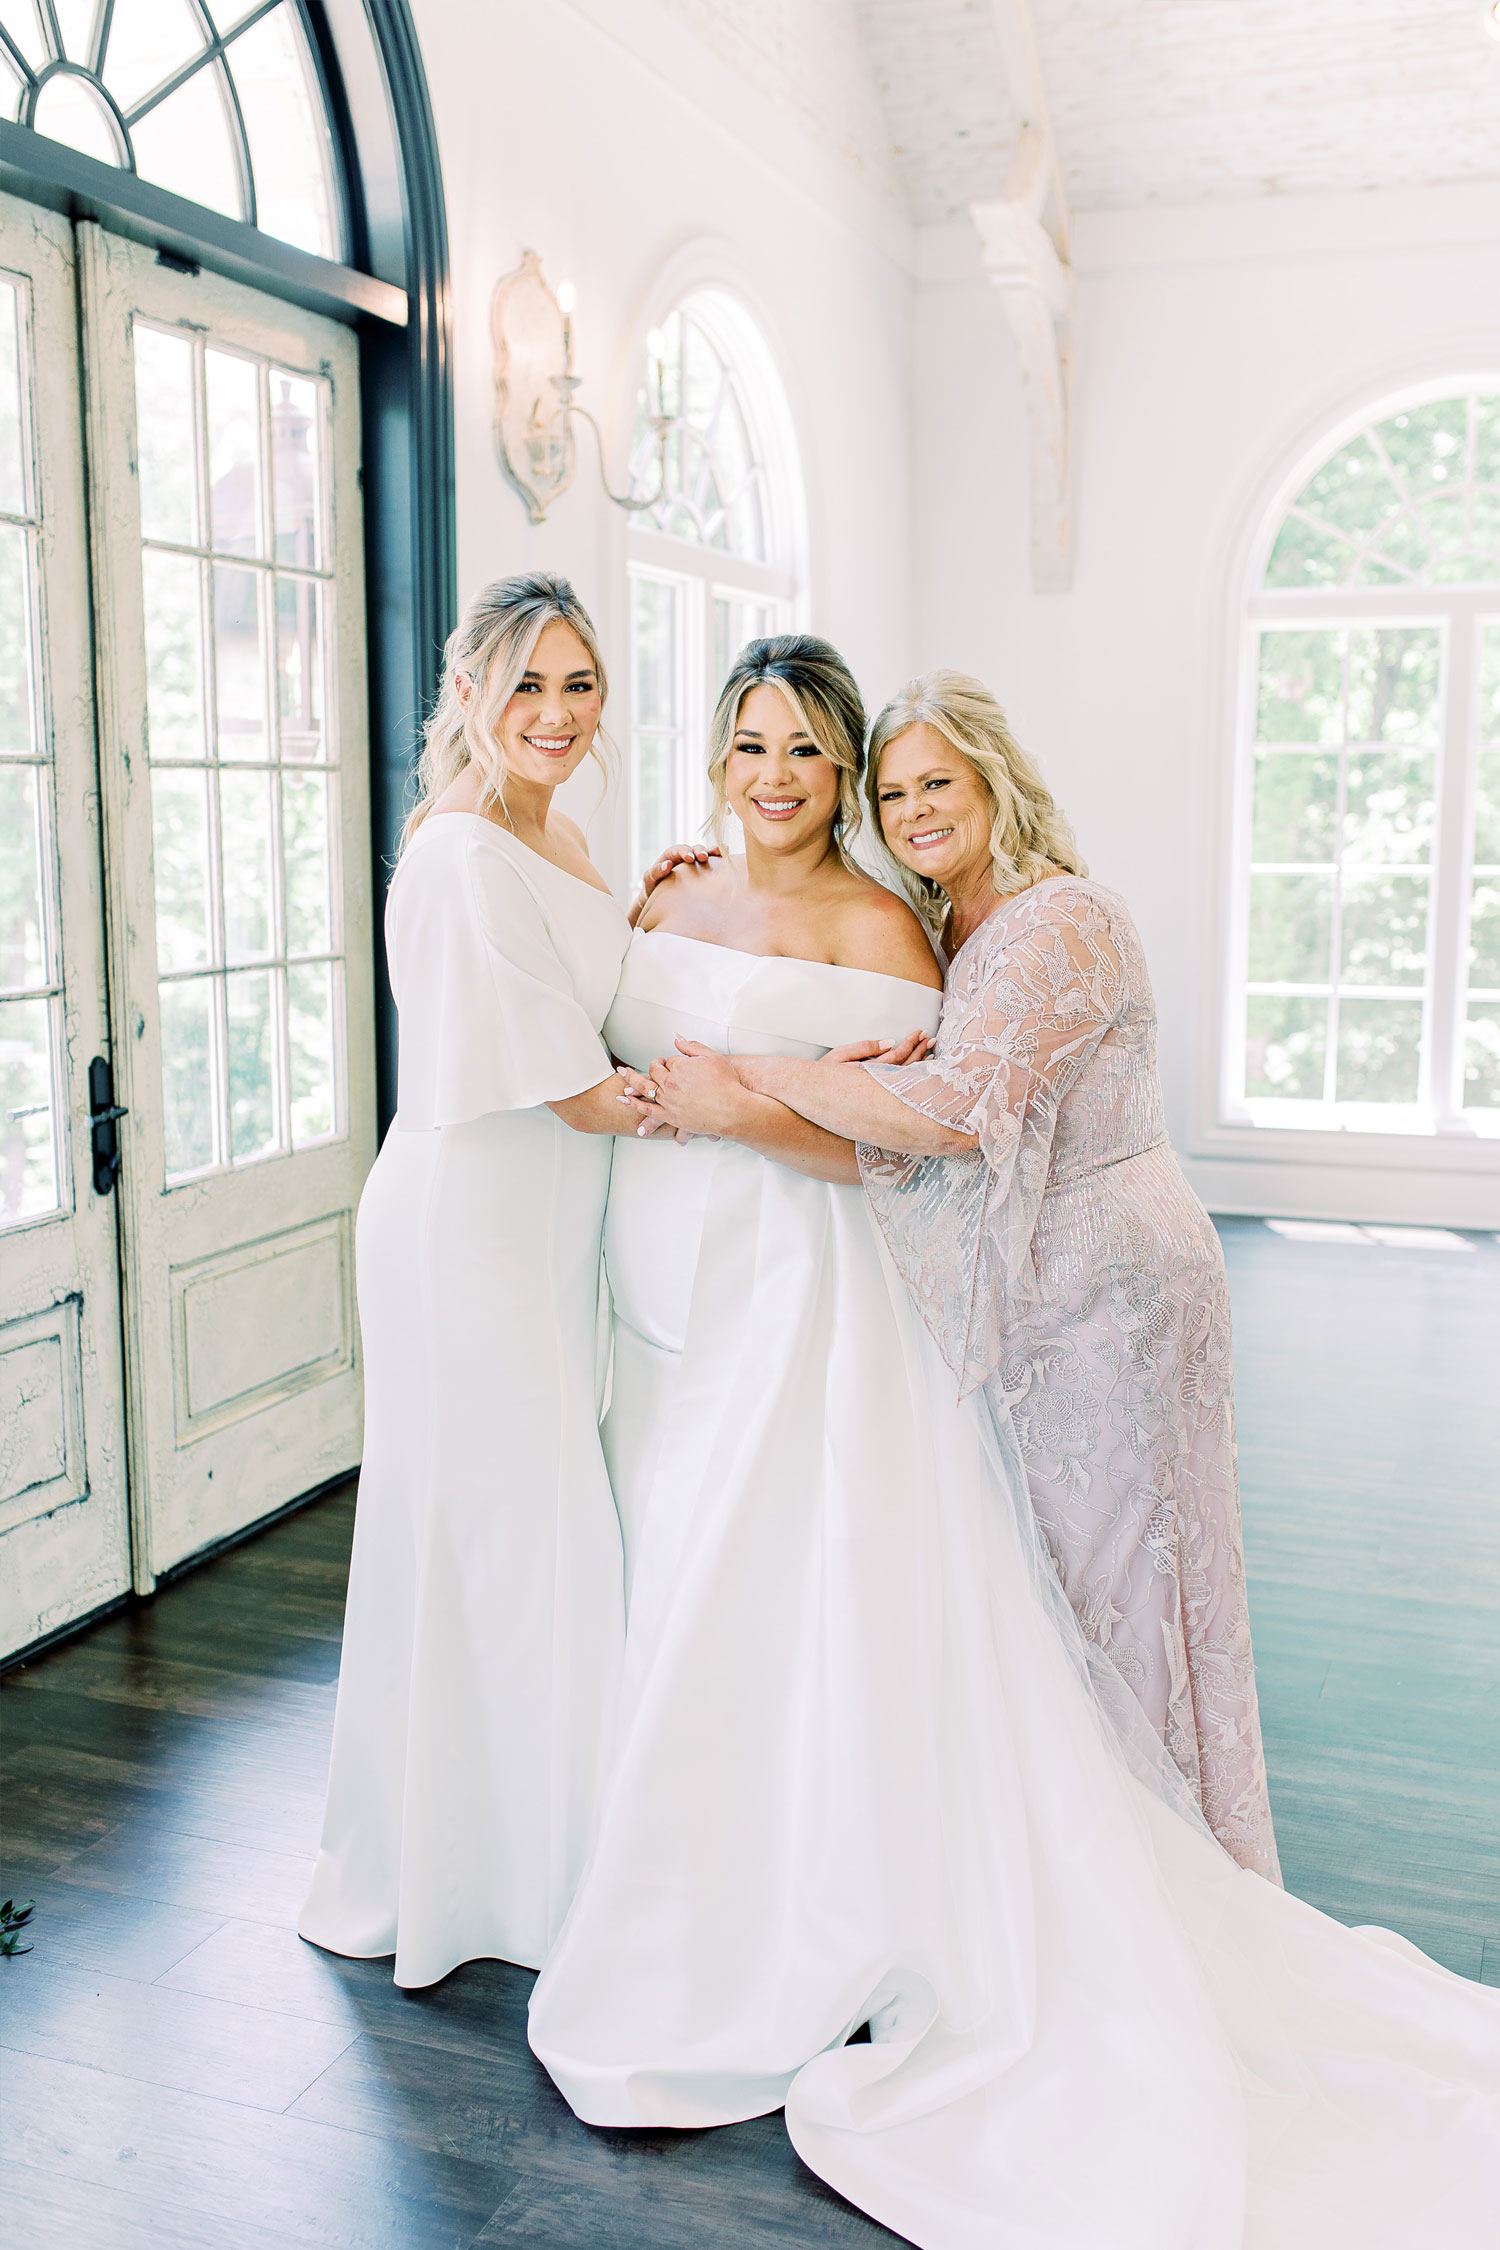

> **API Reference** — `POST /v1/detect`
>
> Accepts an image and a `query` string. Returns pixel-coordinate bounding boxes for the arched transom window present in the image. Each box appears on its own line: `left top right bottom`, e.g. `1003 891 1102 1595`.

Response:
624 290 805 877
1232 386 1500 1134
0 1 341 261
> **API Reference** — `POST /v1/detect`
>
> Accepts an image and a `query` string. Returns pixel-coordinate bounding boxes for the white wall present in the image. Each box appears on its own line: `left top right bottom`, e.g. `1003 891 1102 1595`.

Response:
409 0 916 894
914 183 1500 1226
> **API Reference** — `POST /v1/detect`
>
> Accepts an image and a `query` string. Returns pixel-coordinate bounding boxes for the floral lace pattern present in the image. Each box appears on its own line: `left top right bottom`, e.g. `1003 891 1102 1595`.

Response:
859 879 1281 1880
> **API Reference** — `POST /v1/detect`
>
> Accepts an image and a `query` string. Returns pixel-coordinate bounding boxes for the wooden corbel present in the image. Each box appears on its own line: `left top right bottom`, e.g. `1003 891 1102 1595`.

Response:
971 123 1075 592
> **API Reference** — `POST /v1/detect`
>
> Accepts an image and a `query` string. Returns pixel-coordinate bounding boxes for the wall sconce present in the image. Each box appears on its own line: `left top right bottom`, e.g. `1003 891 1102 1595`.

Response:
491 250 676 524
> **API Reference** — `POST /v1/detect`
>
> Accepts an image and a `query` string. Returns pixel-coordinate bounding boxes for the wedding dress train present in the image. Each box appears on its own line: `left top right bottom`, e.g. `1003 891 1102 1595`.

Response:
528 929 1500 2248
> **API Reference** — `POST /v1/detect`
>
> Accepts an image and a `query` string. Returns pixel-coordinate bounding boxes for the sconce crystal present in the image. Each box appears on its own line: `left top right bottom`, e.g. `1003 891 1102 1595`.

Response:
490 251 676 524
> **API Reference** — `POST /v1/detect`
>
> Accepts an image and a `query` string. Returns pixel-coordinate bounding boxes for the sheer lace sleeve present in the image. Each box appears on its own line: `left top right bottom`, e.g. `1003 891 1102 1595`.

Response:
858 883 1125 1395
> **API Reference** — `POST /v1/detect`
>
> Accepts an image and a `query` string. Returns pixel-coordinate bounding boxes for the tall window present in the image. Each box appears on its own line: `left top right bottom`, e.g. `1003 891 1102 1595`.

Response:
0 1 341 259
134 320 344 1180
625 291 804 877
1231 384 1500 1134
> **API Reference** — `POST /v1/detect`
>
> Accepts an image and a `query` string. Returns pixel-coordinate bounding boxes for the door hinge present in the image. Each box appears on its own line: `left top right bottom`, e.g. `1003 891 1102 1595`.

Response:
88 1055 128 1197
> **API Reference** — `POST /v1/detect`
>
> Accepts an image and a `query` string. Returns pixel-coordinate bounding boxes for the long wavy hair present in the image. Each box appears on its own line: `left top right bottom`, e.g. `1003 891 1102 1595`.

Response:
705 634 865 866
866 670 1084 920
400 571 609 850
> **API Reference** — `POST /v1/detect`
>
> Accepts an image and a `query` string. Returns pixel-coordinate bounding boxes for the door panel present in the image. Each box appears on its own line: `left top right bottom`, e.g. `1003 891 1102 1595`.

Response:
0 193 130 1655
80 224 374 1584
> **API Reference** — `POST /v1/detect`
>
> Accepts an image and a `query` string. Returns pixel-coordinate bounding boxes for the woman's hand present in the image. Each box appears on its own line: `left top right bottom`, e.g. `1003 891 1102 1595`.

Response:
616 1065 697 1142
627 844 720 928
822 1030 934 1069
616 1039 754 1139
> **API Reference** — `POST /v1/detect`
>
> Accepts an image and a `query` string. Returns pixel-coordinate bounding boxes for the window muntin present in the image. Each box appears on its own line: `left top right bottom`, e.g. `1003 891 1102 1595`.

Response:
0 1 341 261
0 265 66 1230
134 319 345 1182
625 292 802 878
1245 626 1439 1110
628 306 767 560
1233 384 1500 1134
627 566 778 875
1266 393 1500 590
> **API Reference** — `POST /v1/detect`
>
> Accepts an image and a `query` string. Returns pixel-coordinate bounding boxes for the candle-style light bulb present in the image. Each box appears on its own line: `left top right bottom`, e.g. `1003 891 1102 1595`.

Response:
555 277 575 376
645 326 667 419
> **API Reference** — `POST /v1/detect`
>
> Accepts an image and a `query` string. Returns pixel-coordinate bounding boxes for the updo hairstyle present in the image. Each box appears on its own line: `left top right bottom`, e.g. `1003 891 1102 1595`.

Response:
706 634 866 865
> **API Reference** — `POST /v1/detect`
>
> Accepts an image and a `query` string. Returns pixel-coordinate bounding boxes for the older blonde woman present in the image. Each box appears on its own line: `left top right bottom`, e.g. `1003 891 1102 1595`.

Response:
711 670 1279 1879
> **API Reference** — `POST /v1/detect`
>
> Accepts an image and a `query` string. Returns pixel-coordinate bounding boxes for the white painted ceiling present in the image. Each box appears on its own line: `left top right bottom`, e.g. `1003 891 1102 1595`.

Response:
658 0 1500 223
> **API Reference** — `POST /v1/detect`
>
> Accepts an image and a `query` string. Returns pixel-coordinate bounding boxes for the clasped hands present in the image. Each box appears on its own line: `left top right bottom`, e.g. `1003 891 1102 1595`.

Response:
616 1030 933 1141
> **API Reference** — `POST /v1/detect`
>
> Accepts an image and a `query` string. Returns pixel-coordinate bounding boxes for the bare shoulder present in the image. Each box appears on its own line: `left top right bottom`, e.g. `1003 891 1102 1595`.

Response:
638 850 737 935
827 874 944 989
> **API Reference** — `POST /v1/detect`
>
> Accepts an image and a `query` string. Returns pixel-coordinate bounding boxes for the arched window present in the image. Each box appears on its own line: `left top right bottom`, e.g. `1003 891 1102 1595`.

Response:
1231 384 1500 1134
0 2 340 258
624 289 805 876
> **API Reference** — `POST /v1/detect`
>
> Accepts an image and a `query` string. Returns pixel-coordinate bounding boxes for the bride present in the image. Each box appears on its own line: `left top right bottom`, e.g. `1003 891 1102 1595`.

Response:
529 634 1499 2247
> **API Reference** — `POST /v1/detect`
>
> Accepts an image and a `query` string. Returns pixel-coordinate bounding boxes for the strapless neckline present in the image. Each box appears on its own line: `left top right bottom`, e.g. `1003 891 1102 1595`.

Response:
633 926 942 1003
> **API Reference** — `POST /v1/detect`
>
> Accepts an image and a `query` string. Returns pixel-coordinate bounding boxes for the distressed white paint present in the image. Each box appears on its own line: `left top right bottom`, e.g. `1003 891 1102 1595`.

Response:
174 1214 353 1433
0 1305 84 1536
81 230 376 1583
972 41 1075 593
0 193 131 1660
854 0 1020 224
665 0 1500 225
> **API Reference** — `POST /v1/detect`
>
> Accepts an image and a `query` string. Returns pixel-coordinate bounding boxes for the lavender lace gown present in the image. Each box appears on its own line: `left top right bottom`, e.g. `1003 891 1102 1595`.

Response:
861 875 1279 1880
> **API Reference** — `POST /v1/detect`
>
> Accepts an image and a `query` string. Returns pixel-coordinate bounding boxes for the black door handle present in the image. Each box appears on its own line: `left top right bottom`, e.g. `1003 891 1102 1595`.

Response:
88 1055 128 1196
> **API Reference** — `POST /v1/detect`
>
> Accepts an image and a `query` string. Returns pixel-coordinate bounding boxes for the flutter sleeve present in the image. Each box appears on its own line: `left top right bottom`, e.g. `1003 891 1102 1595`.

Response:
393 826 615 1129
857 883 1125 1393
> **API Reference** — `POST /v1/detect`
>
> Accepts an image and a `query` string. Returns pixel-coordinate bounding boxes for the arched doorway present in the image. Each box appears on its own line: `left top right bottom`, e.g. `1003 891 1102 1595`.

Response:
0 0 454 1660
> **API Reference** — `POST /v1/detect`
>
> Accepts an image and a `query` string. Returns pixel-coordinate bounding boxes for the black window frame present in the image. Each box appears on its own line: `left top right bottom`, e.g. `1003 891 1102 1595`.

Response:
0 0 454 1132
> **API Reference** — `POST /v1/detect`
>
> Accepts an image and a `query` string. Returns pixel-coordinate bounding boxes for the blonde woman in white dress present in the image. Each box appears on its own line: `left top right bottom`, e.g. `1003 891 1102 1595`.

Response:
530 638 1500 2249
299 573 689 1990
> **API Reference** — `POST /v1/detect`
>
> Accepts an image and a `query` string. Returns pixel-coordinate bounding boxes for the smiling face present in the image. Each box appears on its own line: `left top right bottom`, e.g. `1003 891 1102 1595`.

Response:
723 680 843 856
482 617 602 789
875 723 997 896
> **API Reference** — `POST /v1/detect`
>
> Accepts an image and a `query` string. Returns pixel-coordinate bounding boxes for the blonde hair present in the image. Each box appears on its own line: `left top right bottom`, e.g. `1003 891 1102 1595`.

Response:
401 571 608 850
706 634 865 866
866 670 1085 919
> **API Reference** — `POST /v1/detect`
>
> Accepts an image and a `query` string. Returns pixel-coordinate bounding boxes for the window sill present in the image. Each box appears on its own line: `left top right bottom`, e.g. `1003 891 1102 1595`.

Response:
1190 1110 1500 1170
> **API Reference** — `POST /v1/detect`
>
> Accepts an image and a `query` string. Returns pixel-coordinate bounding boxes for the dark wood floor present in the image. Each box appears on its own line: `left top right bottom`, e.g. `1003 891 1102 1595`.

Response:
3 1221 1497 2248
1218 1217 1500 1984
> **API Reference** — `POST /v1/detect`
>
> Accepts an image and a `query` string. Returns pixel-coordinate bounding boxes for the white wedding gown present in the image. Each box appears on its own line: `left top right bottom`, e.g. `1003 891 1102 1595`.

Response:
529 930 1500 2249
300 814 630 1987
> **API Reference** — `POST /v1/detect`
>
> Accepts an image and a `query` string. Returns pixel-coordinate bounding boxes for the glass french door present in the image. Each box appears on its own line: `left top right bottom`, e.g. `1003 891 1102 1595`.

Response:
0 210 377 1656
80 225 375 1590
0 192 130 1653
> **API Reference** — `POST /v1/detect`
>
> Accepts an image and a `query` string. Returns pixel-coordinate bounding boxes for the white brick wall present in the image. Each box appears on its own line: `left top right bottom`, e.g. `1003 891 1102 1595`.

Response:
854 0 1019 224
650 0 904 211
660 0 1500 223
1035 0 1500 211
